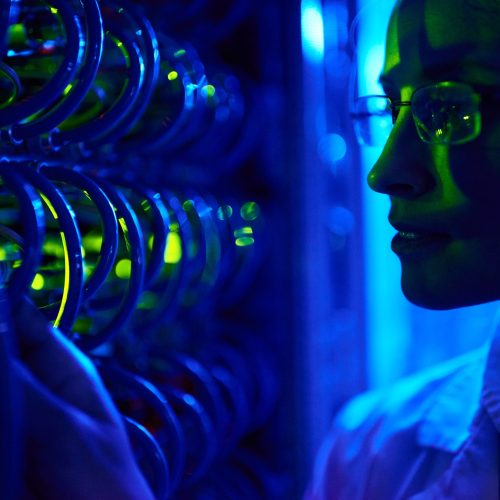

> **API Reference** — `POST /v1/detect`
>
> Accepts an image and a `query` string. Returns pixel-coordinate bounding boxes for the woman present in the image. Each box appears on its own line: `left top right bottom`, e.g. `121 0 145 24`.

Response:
308 0 500 497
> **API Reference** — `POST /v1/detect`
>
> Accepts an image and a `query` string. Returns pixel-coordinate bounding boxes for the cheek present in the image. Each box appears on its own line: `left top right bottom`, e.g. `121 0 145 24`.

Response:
399 127 500 309
448 143 500 224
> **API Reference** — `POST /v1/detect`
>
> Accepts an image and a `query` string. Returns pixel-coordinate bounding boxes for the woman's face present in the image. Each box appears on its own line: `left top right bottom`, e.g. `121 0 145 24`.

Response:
368 0 500 309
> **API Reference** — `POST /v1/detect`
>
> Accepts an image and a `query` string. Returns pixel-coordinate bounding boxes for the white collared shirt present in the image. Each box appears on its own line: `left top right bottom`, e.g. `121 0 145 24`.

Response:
306 322 500 499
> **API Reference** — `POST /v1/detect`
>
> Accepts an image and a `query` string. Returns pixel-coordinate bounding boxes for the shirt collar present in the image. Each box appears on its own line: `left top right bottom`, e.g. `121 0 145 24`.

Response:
480 308 500 432
417 344 489 452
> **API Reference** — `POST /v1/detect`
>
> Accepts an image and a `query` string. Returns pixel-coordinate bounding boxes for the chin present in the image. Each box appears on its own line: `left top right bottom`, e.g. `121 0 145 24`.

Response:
401 280 500 310
402 288 467 310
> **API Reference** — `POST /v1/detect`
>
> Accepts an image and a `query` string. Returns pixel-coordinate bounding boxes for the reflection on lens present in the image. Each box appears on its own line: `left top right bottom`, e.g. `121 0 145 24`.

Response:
351 95 392 147
411 82 482 145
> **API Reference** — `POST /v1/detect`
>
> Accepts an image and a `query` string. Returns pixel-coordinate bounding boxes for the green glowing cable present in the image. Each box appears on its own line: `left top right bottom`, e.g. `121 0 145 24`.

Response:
53 231 70 328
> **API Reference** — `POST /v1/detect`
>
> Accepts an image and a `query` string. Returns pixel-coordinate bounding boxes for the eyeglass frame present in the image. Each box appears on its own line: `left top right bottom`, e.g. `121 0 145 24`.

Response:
350 80 500 147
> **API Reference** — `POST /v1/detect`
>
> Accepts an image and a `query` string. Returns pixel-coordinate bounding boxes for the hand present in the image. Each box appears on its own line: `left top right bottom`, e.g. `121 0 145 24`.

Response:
12 296 155 500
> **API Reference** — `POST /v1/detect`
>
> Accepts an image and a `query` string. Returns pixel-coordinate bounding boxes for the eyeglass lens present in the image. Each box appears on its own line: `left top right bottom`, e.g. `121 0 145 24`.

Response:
352 83 482 147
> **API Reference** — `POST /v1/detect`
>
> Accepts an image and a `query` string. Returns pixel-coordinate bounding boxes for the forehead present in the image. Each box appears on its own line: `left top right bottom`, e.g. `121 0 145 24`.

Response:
383 0 500 87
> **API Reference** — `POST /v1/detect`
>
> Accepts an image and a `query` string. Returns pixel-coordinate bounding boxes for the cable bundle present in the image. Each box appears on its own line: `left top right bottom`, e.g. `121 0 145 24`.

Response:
0 1 282 498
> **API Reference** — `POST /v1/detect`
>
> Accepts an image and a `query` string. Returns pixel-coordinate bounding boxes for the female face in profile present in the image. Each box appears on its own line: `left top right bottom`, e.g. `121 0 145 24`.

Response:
367 0 500 310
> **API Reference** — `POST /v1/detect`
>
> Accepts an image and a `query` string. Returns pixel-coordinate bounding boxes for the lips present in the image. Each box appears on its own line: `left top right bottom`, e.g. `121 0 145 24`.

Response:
389 221 452 256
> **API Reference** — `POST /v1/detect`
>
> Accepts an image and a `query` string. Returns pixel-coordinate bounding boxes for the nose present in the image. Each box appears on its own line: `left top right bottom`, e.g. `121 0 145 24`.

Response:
367 108 436 199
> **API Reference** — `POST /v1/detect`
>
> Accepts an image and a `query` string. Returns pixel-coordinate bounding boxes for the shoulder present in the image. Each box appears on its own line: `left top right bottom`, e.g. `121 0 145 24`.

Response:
336 347 487 453
307 348 487 500
335 349 487 432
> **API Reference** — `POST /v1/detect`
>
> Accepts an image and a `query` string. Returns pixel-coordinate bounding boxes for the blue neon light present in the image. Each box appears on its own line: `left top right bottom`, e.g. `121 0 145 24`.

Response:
357 0 410 389
301 0 325 64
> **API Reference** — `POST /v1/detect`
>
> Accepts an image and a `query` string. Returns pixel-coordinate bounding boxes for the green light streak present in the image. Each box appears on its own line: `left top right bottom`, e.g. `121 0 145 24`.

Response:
63 83 73 96
40 193 59 220
109 35 130 68
53 231 70 329
118 217 131 252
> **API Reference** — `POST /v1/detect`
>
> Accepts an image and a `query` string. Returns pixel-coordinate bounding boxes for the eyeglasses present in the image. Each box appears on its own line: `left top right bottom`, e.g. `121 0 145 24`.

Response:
350 81 500 148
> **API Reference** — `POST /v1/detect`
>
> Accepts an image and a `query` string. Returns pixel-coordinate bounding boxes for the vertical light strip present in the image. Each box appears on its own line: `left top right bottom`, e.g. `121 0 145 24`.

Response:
300 0 332 470
301 0 325 65
357 0 411 389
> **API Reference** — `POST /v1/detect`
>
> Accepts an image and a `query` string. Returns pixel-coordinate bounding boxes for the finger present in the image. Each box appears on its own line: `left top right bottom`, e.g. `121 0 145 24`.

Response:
12 295 121 424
